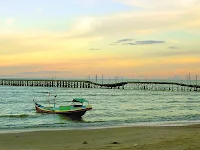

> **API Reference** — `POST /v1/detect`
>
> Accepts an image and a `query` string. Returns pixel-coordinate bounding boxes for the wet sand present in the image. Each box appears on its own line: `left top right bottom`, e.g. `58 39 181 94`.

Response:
0 124 200 150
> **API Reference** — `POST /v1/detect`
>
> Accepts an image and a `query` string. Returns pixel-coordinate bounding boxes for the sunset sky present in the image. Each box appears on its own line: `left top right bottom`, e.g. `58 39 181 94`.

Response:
1 0 200 79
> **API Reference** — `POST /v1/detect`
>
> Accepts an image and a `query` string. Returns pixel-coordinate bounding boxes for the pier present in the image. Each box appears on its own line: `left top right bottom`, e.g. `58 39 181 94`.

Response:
0 78 199 92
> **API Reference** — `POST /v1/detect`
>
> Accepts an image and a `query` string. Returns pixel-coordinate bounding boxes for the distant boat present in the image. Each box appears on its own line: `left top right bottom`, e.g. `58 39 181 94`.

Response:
33 95 92 117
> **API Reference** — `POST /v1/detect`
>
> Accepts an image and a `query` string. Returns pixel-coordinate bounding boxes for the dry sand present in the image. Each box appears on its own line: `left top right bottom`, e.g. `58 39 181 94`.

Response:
0 125 200 150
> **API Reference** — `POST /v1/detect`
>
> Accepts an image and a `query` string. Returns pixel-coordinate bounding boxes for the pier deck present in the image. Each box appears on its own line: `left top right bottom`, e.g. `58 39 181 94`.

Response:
0 79 199 92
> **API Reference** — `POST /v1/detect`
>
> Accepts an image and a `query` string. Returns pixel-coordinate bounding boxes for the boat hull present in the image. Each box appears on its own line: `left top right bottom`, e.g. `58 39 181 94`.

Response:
34 102 92 117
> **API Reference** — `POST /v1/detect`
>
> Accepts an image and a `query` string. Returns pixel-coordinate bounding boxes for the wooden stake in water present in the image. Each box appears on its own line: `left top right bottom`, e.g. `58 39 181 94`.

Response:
96 75 97 83
102 74 103 84
196 75 198 86
189 73 191 85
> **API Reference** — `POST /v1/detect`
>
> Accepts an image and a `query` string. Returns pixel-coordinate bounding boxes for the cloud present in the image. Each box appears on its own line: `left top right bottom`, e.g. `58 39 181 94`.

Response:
146 50 200 58
0 69 72 78
18 70 72 75
5 18 16 26
90 48 101 50
68 0 200 41
168 46 179 49
71 17 95 36
135 40 165 45
115 0 198 10
123 42 137 45
116 38 133 43
0 31 102 56
73 0 99 5
0 34 53 55
113 40 165 45
109 43 117 45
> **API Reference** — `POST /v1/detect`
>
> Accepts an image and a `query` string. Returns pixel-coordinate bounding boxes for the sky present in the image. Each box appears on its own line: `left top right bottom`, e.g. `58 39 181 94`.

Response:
1 0 200 79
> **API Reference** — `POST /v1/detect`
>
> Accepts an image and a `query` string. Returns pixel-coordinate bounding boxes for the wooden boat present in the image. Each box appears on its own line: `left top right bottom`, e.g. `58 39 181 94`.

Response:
33 98 92 117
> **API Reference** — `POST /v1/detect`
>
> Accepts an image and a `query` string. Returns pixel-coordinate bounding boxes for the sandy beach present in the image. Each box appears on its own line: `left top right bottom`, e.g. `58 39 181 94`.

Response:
0 124 200 150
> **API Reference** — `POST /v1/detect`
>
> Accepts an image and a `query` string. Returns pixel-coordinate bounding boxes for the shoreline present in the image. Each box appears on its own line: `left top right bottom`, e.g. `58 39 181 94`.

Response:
1 120 200 134
0 124 200 150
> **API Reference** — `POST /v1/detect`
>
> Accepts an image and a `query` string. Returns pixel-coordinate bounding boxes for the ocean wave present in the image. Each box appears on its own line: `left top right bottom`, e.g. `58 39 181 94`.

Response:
0 114 34 118
166 100 180 103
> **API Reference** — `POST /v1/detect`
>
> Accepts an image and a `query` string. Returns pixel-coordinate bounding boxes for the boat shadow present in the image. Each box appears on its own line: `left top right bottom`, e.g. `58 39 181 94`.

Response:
58 114 85 122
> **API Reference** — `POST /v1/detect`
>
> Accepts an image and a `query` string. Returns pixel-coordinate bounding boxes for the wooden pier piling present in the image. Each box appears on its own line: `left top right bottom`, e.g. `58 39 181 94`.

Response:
0 78 199 92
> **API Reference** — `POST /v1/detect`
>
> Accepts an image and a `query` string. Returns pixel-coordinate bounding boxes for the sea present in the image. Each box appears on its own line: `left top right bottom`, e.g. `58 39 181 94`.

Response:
0 79 200 132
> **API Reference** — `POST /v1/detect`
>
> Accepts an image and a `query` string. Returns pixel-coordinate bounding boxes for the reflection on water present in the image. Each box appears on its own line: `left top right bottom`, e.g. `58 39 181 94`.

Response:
58 114 85 122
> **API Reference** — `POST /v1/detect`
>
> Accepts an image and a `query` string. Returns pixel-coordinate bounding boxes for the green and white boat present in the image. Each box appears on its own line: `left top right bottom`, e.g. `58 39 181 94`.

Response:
33 97 92 117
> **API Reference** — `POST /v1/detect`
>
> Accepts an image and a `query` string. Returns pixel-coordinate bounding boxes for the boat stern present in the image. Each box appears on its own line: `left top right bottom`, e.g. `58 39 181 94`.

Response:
86 105 92 110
